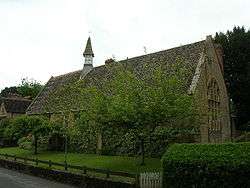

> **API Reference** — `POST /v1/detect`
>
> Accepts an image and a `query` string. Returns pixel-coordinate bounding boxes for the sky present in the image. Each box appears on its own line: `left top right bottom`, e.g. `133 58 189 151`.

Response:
0 0 249 90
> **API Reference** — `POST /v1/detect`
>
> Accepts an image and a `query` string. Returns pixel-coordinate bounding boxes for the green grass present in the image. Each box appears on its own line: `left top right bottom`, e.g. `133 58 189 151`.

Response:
0 147 161 174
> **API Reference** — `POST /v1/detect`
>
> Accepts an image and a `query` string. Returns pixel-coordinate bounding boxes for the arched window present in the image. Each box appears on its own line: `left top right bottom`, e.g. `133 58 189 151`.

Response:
207 78 221 142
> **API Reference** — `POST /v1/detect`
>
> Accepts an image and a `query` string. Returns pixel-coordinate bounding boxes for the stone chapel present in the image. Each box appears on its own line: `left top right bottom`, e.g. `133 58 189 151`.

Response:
27 36 231 143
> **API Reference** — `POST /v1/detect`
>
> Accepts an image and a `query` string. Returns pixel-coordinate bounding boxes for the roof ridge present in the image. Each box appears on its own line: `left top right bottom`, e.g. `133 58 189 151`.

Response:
53 70 82 79
51 40 205 79
118 40 205 63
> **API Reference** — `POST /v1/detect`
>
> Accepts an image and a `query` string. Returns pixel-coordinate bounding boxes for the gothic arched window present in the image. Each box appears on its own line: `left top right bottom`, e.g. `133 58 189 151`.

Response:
207 78 221 142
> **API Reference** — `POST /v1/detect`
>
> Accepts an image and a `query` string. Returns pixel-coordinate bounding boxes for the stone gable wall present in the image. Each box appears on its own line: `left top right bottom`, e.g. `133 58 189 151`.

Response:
195 37 231 143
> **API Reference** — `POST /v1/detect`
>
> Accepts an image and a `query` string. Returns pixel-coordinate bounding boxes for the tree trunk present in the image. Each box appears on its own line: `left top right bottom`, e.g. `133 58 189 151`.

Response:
96 132 102 155
34 135 38 155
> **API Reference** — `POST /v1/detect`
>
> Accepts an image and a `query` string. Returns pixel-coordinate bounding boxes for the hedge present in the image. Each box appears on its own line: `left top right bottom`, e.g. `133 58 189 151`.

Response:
162 142 250 188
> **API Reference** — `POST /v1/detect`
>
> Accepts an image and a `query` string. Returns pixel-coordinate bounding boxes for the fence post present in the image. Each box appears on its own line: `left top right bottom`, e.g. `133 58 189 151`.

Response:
82 166 87 174
24 157 27 164
5 153 8 159
36 158 38 166
64 161 68 171
49 160 52 168
14 155 16 161
106 169 110 178
135 174 140 188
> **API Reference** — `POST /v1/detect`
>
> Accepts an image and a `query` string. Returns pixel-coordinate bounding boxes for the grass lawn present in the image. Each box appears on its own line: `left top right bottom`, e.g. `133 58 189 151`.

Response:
0 147 161 174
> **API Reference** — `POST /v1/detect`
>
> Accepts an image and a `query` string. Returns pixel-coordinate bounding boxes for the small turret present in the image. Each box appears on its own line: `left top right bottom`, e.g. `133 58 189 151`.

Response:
83 37 94 58
81 37 94 79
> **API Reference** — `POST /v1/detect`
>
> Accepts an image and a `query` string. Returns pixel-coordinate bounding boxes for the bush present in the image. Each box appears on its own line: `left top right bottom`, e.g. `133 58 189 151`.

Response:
234 131 250 142
0 118 14 147
18 134 50 152
37 135 49 151
3 116 33 144
162 142 250 188
18 136 32 150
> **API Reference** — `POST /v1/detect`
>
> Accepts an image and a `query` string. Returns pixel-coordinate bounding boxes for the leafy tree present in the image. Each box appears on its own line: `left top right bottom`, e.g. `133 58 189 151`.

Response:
0 86 18 97
78 61 199 156
3 116 34 143
106 63 198 137
215 26 250 130
17 78 43 99
0 78 43 99
29 116 51 154
3 115 51 154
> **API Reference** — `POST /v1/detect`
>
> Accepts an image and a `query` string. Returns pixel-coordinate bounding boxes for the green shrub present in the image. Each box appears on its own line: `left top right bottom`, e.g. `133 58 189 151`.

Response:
234 131 250 142
18 135 49 151
0 118 13 147
162 142 250 188
18 136 32 150
37 136 49 151
0 119 10 137
4 116 33 143
1 115 52 153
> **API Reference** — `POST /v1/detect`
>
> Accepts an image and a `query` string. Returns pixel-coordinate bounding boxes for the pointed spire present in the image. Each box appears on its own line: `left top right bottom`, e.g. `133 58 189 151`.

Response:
83 37 94 57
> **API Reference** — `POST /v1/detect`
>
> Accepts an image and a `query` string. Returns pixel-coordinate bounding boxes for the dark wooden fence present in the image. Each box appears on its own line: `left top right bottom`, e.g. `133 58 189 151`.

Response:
0 153 138 181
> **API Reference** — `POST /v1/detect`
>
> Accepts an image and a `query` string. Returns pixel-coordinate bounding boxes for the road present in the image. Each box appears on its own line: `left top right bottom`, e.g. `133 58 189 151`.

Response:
0 167 76 188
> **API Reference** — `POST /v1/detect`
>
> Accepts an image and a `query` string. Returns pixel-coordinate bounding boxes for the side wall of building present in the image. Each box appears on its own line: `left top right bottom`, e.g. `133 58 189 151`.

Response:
196 37 231 143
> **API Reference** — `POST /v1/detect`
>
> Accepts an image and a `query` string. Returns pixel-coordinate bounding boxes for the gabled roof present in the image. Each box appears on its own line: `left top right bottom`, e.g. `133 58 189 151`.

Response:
27 40 207 115
0 97 31 114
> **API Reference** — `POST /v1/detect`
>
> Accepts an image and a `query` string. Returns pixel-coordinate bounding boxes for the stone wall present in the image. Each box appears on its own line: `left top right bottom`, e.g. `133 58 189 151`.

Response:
195 36 231 143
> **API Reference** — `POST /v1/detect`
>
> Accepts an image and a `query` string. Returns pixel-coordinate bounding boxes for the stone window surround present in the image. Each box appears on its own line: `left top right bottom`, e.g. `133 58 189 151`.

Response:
207 78 222 134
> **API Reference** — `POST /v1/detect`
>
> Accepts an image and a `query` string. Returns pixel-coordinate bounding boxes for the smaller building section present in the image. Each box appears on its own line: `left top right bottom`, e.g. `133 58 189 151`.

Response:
0 96 32 119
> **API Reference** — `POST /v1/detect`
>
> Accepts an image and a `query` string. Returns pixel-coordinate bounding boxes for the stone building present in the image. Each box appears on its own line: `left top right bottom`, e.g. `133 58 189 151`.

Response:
0 96 31 120
27 36 231 143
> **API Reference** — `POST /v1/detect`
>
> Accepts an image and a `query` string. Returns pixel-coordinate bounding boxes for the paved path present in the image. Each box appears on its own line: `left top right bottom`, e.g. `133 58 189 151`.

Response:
0 167 76 188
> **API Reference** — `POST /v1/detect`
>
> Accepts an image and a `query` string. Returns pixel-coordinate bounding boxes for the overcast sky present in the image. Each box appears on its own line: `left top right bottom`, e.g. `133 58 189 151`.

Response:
0 0 249 90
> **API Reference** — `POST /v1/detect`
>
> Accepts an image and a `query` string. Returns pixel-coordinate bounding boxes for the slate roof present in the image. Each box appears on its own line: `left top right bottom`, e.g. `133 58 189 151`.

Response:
27 40 206 115
0 97 32 114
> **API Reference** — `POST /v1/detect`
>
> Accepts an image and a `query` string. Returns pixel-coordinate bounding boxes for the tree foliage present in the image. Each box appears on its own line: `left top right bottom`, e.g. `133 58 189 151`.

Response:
215 26 250 130
3 116 35 143
0 87 18 98
76 61 199 156
1 61 199 156
2 115 52 154
104 64 197 130
17 78 43 99
0 78 43 99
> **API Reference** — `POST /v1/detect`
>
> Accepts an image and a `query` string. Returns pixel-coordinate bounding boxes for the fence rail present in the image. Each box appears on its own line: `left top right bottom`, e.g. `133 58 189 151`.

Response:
0 153 137 180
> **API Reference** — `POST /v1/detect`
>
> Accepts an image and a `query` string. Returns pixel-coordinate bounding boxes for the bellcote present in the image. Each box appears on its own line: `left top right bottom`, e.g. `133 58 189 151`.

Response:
81 37 94 79
83 37 94 57
83 37 94 67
